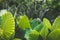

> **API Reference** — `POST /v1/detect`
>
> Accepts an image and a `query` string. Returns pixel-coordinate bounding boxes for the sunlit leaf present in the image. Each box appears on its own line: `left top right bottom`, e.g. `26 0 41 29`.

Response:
43 18 52 31
39 18 50 40
0 10 15 40
52 16 60 29
28 30 39 40
40 25 49 40
47 29 60 40
19 15 30 30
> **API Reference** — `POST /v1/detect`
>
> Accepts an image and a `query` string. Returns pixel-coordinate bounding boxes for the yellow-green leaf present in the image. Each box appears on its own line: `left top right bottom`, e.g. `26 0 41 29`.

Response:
47 29 60 40
52 16 60 29
0 10 15 40
28 30 39 40
43 18 52 31
19 15 30 30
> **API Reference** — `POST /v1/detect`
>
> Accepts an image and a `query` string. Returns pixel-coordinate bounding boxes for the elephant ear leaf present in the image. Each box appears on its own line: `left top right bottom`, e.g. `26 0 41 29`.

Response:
52 16 60 29
40 25 49 40
40 18 50 40
43 18 52 31
19 15 30 30
47 29 60 40
30 19 39 29
34 22 43 32
13 38 21 40
0 10 15 40
28 30 39 40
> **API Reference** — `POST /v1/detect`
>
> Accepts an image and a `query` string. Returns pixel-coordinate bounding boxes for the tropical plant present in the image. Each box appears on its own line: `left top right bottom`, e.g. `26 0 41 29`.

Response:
0 10 15 40
0 9 60 40
13 38 21 40
0 0 60 40
17 15 60 40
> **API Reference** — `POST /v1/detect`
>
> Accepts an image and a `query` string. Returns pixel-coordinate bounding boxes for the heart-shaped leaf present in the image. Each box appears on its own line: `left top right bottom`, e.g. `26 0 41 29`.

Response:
47 29 60 40
30 19 39 29
43 18 52 31
34 22 43 32
19 15 30 30
52 16 60 29
27 30 39 40
40 25 49 40
39 18 50 40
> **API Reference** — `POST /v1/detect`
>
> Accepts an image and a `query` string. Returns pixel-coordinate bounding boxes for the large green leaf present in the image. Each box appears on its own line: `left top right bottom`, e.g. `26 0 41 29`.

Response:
43 18 52 31
30 19 39 29
39 18 50 40
27 30 39 40
0 10 15 40
13 38 21 40
52 16 60 29
24 28 32 40
34 22 43 32
40 25 49 40
33 18 49 40
47 29 60 40
19 15 30 30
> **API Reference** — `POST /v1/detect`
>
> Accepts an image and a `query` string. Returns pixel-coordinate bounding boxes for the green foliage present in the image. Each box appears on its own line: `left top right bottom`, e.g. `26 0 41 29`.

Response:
13 38 21 40
0 0 60 40
15 0 25 4
30 19 39 29
25 15 60 40
43 18 52 31
25 28 32 40
52 16 60 29
0 0 3 3
34 22 43 32
0 28 3 36
47 29 60 40
19 15 30 30
0 10 15 40
40 25 49 40
47 0 53 5
28 30 39 40
39 20 49 40
0 9 60 40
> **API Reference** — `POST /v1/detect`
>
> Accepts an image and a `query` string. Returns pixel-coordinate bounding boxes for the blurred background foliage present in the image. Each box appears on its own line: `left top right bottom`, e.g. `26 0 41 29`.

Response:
0 0 60 22
0 0 60 40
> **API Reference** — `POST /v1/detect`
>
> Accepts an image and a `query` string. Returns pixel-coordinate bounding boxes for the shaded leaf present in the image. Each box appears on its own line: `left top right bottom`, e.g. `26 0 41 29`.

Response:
34 22 43 32
30 19 39 29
